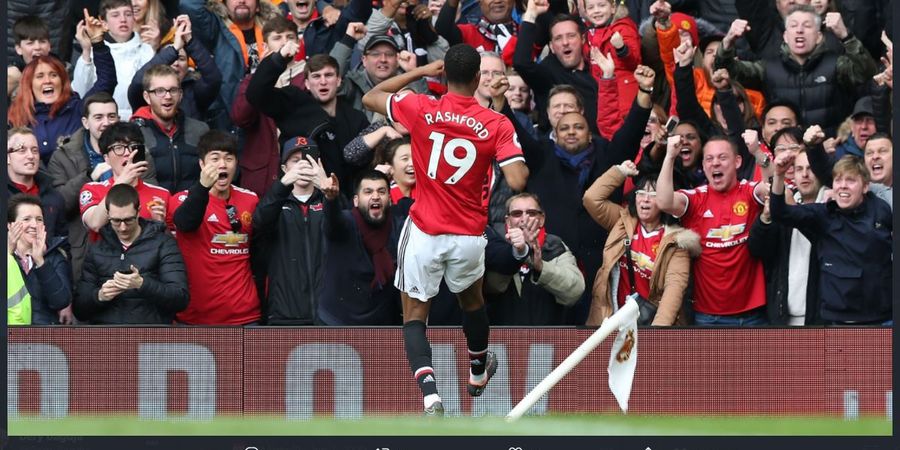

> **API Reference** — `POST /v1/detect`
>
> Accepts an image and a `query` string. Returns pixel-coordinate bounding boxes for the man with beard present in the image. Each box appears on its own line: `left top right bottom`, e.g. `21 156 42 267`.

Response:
316 169 408 326
247 41 370 201
181 0 281 130
171 130 261 325
288 0 373 59
131 64 209 193
514 1 599 136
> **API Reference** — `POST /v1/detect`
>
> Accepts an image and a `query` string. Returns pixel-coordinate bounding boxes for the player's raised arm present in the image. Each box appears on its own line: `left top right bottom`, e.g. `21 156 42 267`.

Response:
362 60 445 116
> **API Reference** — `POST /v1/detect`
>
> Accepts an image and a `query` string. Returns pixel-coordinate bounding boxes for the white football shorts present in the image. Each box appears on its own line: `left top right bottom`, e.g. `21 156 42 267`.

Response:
394 217 487 301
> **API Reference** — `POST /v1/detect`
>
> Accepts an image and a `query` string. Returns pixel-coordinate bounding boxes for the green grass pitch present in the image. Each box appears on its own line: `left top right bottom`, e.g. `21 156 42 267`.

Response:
8 414 892 436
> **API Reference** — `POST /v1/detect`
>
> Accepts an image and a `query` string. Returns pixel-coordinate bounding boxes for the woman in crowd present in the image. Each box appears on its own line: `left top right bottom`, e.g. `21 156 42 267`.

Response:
583 160 700 326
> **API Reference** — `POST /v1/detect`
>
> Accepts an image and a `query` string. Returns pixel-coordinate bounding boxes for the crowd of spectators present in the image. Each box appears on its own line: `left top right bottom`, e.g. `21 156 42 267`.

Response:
7 0 892 327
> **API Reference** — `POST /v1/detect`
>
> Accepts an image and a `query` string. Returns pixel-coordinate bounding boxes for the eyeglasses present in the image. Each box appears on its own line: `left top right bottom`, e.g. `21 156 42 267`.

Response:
109 216 138 226
7 144 40 155
145 87 183 97
107 143 145 156
479 70 505 78
635 190 657 198
507 209 543 218
773 144 803 153
366 50 397 58
226 204 241 233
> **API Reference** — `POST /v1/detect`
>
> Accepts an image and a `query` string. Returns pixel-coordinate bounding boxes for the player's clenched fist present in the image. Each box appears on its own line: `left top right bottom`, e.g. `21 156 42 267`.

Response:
420 60 444 77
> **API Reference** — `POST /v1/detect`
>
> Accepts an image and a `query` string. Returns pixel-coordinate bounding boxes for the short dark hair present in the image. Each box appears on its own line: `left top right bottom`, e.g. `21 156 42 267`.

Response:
762 100 801 124
444 44 481 85
197 130 239 160
99 0 133 18
7 194 42 223
105 183 141 212
304 54 340 76
82 92 118 118
547 85 584 111
866 132 892 144
770 126 804 149
98 122 144 155
13 16 50 44
703 135 739 156
376 136 411 167
263 15 298 40
142 64 180 91
549 14 583 37
355 169 391 194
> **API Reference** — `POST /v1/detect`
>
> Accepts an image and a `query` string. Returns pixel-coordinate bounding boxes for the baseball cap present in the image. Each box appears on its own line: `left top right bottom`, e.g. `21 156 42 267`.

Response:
281 136 319 164
850 96 874 119
364 35 400 54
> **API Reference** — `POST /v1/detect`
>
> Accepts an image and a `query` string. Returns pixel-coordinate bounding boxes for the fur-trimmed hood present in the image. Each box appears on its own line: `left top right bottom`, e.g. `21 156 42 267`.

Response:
663 224 702 258
205 0 281 27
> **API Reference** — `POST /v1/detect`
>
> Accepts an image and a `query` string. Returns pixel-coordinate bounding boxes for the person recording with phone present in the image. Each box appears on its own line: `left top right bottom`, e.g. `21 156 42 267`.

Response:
75 183 189 324
80 122 173 244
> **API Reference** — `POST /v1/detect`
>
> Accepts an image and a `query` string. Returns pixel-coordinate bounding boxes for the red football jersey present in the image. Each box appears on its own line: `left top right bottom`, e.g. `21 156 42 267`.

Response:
616 224 663 308
387 91 524 235
170 185 260 325
79 178 172 241
677 181 766 315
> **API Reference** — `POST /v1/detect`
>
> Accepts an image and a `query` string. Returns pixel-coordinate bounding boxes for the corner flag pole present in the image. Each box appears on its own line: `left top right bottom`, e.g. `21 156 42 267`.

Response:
505 299 639 422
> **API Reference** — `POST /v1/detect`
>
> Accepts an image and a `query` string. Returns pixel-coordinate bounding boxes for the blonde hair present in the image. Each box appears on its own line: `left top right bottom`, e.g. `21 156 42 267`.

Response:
832 155 870 184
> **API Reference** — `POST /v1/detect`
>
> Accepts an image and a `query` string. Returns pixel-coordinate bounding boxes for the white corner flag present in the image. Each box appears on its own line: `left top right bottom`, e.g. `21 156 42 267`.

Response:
608 295 640 413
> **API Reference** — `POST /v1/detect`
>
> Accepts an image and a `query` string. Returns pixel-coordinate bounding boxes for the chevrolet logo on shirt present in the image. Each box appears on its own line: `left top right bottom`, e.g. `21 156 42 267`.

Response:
211 232 248 247
706 224 746 241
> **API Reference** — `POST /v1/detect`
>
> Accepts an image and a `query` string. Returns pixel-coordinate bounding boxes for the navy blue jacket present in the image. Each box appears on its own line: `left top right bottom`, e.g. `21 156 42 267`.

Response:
301 0 372 59
770 192 892 323
15 236 72 325
317 197 410 325
29 42 116 165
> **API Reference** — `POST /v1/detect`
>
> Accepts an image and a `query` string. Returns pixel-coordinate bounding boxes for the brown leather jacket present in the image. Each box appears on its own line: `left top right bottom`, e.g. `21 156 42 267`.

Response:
583 166 701 326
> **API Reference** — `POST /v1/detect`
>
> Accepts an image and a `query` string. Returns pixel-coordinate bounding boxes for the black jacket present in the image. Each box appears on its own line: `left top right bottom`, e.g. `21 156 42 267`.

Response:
317 197 411 325
246 52 371 201
770 192 891 323
75 219 189 324
501 100 650 324
15 236 72 325
748 215 821 325
251 182 326 325
484 227 574 325
513 21 600 136
127 39 222 121
7 171 68 245
132 110 210 194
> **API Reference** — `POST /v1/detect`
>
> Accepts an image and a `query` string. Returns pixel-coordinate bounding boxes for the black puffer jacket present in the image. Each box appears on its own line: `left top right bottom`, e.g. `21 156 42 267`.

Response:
7 0 73 62
132 108 209 194
75 219 189 324
251 182 327 325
